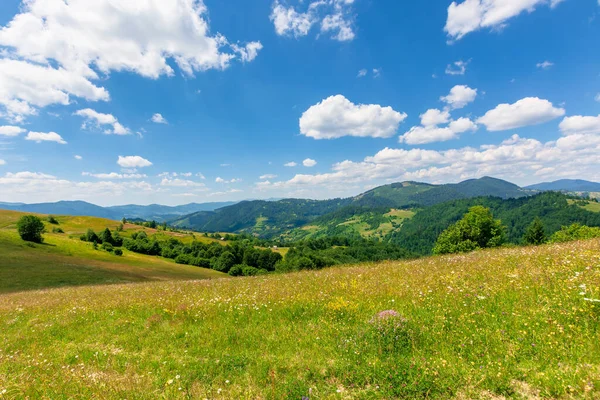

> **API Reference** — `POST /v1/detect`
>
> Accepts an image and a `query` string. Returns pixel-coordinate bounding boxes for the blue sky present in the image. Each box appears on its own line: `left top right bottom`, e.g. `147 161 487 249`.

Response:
0 0 599 206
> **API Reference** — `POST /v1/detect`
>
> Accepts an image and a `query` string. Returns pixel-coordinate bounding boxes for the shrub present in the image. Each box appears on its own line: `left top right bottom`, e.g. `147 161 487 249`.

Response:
16 215 45 243
228 265 243 276
113 248 123 256
47 215 59 225
101 242 114 253
550 224 600 243
84 229 100 244
52 227 64 234
214 251 236 273
433 206 506 255
175 254 193 265
242 266 260 276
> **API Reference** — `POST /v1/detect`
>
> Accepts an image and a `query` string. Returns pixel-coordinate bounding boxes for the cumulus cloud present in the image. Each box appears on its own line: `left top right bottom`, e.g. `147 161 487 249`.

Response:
400 117 477 145
559 115 600 135
82 172 147 179
595 93 600 103
536 61 554 69
420 109 451 127
300 95 407 139
445 60 469 75
0 0 260 121
25 131 67 144
215 177 242 184
270 0 356 41
303 158 317 167
74 155 82 160
117 156 152 168
284 162 298 167
0 159 5 165
151 113 168 124
445 0 566 41
160 178 206 187
440 85 478 109
0 125 25 137
75 108 129 135
477 97 565 131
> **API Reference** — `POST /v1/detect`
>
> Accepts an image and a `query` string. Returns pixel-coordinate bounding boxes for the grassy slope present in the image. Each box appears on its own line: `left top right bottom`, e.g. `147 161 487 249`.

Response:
0 211 226 293
1 240 599 398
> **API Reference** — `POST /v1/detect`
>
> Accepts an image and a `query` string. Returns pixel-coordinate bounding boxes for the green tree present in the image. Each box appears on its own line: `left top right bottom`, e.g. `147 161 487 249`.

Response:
433 206 506 255
121 217 127 224
17 215 45 243
550 224 600 243
47 215 59 224
523 217 546 245
85 229 100 243
100 228 114 246
214 251 236 273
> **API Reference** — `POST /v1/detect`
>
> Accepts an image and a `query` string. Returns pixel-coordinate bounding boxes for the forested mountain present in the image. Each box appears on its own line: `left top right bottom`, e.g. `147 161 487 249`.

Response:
388 192 600 255
525 179 600 192
0 200 236 221
172 177 532 235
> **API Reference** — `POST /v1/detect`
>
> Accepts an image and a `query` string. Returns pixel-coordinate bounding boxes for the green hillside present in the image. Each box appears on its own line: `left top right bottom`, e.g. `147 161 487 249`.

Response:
172 177 530 237
0 210 226 293
1 239 599 398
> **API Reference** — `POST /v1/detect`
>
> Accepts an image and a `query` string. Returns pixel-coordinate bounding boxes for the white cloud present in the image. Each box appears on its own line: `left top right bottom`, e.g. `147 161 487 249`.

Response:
180 172 192 177
357 69 367 78
74 155 82 160
117 156 152 168
208 188 243 197
559 115 600 135
0 0 260 121
0 159 5 165
284 162 298 167
260 174 278 180
215 177 242 184
160 178 206 187
536 61 554 69
445 0 566 41
595 93 600 102
0 125 25 137
445 60 469 75
270 0 356 41
440 85 478 109
25 131 67 144
372 68 382 78
420 109 451 127
477 97 565 131
151 113 168 124
231 41 264 62
75 108 129 135
400 117 477 145
300 95 407 139
82 172 147 179
196 172 206 179
303 158 317 167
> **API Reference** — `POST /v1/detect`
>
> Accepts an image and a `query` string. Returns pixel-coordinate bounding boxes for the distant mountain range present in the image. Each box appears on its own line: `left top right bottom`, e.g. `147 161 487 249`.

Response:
170 177 532 236
0 201 236 222
525 179 600 192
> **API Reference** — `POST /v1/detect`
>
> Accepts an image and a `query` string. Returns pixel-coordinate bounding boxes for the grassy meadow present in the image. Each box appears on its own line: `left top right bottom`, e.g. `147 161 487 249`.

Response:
0 210 226 293
1 237 599 398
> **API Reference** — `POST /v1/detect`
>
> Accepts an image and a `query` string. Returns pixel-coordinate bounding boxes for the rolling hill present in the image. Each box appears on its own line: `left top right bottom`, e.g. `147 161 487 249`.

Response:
0 200 236 222
172 177 531 237
1 238 599 397
0 210 226 293
525 179 600 192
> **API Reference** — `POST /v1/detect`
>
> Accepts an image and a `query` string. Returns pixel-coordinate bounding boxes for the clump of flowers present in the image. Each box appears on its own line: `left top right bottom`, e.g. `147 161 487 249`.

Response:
368 310 413 354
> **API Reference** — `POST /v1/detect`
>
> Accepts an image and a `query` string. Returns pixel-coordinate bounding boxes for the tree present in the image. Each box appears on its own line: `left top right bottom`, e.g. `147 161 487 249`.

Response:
433 206 506 255
121 217 127 224
100 228 114 246
85 229 100 243
17 215 45 243
523 217 546 245
214 251 236 273
47 215 59 225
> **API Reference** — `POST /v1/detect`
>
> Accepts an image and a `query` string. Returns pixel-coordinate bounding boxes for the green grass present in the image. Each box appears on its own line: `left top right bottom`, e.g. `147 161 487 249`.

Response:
1 239 600 398
0 211 226 293
568 199 600 213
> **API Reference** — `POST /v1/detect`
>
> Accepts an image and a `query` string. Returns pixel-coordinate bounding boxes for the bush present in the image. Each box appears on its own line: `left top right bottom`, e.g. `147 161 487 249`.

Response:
52 227 64 234
175 254 193 265
83 229 101 244
113 248 123 256
101 242 114 253
523 217 546 245
242 266 260 276
550 224 600 243
17 215 45 243
228 265 243 276
47 215 59 224
433 206 506 255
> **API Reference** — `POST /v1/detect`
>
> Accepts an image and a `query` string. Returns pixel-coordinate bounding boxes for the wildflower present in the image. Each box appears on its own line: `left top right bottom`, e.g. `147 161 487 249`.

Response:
167 379 174 385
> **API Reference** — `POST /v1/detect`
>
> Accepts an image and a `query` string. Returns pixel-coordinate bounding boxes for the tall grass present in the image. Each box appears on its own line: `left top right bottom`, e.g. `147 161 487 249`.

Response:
1 239 599 398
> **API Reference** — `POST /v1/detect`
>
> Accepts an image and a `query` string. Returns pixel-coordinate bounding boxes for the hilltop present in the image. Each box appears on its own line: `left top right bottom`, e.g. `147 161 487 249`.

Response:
172 177 531 236
0 210 226 293
525 179 600 192
1 239 599 398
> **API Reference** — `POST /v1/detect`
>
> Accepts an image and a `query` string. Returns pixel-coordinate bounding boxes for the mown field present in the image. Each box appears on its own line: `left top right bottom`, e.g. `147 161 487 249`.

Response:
1 239 599 398
0 210 226 293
